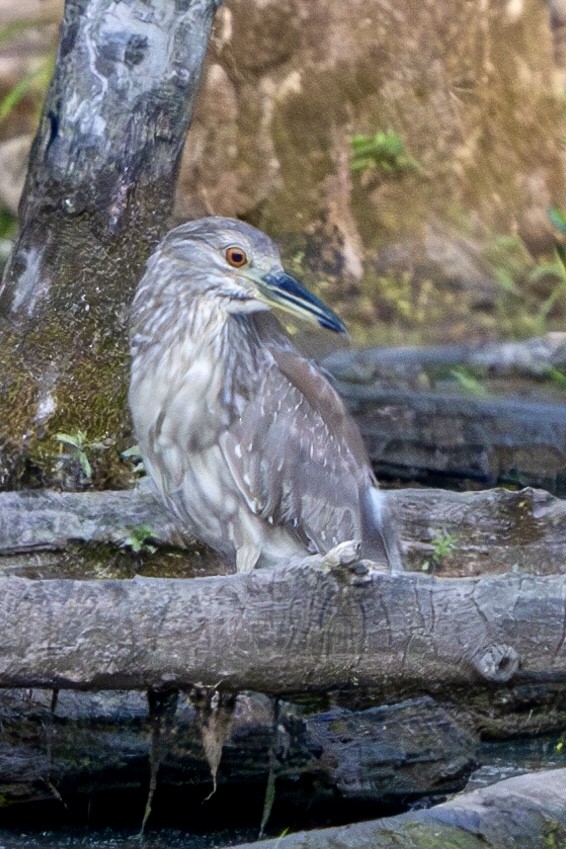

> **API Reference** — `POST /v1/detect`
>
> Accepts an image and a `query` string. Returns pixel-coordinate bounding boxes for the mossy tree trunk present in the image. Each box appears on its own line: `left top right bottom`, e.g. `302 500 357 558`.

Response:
0 0 221 489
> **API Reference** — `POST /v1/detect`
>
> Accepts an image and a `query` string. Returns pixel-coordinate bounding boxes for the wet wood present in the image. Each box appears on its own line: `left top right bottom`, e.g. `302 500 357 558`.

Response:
0 689 475 809
230 768 566 849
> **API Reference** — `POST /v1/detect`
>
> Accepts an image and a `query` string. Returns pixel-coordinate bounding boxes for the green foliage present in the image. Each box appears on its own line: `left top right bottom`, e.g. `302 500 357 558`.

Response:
548 206 566 282
548 205 566 237
486 234 531 295
120 525 157 555
55 430 106 481
350 130 422 176
421 530 459 573
0 63 49 121
449 367 488 397
545 366 566 388
121 444 146 475
484 233 566 337
0 208 17 239
0 19 55 124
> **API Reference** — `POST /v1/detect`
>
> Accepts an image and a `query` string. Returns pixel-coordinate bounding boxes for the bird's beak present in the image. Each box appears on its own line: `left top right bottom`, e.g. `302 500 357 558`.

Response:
247 268 348 334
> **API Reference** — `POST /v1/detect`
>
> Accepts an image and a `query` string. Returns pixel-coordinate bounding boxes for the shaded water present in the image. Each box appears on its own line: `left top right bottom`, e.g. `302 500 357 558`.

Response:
0 828 255 849
0 734 563 848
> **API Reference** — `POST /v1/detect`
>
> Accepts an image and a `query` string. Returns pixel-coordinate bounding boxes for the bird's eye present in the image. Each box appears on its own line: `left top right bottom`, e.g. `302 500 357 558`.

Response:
225 246 248 268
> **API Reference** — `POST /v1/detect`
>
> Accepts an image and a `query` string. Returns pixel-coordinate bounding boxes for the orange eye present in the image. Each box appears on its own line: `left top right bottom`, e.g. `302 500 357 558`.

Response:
225 246 248 268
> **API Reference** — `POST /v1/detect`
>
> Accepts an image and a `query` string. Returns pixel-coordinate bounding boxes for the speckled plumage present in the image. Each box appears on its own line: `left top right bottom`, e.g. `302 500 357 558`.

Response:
129 217 402 572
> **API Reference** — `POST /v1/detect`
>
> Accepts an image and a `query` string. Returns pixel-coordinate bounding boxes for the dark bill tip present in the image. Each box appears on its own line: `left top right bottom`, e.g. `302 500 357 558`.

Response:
261 271 348 334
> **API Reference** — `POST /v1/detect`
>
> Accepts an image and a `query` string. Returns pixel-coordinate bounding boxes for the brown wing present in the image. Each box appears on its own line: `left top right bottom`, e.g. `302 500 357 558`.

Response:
218 313 374 554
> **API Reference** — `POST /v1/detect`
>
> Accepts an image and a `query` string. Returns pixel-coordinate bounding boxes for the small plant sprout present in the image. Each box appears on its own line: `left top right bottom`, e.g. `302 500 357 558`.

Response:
121 525 157 555
55 430 106 480
421 530 459 573
350 130 422 176
449 367 488 397
121 444 146 475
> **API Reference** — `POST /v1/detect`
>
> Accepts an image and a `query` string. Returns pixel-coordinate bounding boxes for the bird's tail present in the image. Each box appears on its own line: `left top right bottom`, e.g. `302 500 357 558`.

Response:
361 487 404 572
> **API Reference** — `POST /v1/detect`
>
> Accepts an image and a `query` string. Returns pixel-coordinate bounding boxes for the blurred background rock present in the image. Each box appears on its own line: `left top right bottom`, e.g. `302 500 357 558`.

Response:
2 0 566 346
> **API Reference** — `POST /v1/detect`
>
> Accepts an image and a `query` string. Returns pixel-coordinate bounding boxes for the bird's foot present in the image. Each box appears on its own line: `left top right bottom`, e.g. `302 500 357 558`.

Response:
320 539 360 568
305 540 388 585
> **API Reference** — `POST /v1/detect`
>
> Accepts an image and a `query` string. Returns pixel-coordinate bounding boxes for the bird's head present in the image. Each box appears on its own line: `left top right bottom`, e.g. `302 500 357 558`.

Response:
157 216 347 334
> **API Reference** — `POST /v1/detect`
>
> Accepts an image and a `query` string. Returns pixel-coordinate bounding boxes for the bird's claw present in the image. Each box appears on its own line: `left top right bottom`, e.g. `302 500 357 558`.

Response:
321 539 360 568
304 540 389 585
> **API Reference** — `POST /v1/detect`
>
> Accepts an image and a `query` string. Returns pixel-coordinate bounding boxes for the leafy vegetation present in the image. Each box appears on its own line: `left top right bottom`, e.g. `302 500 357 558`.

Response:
120 524 157 555
483 232 566 338
449 367 488 397
350 130 422 176
421 530 459 573
54 430 107 482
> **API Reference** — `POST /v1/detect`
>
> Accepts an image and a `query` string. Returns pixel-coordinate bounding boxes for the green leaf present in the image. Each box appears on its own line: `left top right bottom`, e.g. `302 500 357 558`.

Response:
450 368 488 397
55 432 83 449
548 206 566 235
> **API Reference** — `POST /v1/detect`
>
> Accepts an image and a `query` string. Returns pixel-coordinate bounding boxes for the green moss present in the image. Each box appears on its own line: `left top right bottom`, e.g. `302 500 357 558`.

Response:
393 822 489 848
0 205 153 488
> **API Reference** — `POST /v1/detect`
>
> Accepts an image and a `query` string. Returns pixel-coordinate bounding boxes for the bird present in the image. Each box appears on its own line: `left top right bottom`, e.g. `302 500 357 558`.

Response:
129 216 403 573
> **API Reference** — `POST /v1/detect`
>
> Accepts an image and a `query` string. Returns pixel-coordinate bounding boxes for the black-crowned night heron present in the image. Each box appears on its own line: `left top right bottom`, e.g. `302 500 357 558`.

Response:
129 217 402 572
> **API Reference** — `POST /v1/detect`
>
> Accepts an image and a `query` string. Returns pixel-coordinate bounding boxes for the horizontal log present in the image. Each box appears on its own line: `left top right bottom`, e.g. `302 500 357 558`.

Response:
230 768 566 849
0 486 183 554
0 689 475 809
323 338 566 493
1 485 565 578
0 564 564 694
323 334 566 381
346 388 566 493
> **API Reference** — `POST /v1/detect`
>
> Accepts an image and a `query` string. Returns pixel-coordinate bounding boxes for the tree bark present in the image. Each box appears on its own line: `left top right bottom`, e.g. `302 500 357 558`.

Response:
0 689 476 809
0 564 564 695
229 769 566 849
0 0 221 489
0 484 563 577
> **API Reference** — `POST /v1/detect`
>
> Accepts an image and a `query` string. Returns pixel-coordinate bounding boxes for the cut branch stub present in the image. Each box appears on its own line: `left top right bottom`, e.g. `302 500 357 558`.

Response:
471 644 520 683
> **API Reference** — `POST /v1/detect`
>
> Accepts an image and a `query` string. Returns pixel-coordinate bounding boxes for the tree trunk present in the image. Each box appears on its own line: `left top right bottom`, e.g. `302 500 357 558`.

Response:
0 0 221 489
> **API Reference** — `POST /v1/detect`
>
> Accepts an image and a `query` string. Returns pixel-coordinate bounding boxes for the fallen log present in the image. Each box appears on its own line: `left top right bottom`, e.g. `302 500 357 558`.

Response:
0 563 564 695
229 768 566 849
0 485 565 577
323 339 566 494
0 689 475 810
347 388 566 493
323 334 566 383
